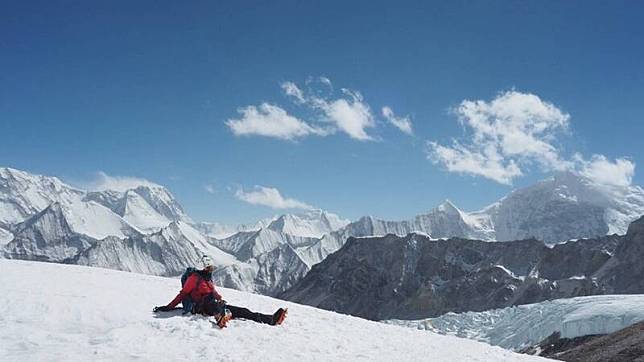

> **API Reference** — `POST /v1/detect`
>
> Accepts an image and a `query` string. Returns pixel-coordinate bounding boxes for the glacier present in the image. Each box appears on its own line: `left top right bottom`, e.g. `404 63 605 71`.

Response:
385 294 644 351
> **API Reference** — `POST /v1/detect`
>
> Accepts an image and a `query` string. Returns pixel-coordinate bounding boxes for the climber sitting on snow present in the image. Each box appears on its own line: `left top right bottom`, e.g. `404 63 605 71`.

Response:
153 255 287 328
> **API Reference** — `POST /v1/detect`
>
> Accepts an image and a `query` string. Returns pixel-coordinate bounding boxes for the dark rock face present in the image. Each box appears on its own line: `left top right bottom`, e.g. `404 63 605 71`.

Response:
520 332 603 358
596 219 644 294
523 321 644 362
281 216 644 321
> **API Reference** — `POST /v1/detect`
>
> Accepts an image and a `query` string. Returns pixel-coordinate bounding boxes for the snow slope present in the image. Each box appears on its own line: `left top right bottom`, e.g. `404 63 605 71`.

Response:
0 260 548 362
386 295 644 351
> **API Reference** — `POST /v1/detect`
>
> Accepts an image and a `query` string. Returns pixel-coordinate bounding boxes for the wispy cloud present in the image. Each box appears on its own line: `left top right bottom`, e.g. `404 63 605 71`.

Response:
227 78 380 142
204 184 216 194
576 154 635 187
428 90 636 187
428 140 522 185
80 171 160 192
382 106 413 135
226 103 329 140
235 186 313 210
282 80 377 141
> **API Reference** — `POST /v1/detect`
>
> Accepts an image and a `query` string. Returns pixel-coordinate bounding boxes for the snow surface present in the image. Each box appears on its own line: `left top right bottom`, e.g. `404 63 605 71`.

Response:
0 259 549 361
385 295 644 351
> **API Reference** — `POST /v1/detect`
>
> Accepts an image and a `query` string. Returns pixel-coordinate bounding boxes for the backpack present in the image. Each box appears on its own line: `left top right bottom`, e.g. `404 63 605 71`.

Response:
181 267 200 288
180 267 202 314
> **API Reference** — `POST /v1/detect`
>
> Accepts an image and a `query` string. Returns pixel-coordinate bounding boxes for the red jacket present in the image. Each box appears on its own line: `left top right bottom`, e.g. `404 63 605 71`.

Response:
167 273 223 308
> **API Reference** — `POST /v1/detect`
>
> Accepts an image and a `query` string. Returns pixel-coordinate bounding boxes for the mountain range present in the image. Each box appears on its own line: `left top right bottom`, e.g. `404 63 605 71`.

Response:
281 216 644 320
2 166 644 297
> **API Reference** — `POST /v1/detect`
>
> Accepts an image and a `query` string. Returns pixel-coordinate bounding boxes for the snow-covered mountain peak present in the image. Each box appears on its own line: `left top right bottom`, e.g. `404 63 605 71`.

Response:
1 167 65 189
0 167 84 225
194 216 278 240
435 199 461 215
267 209 349 238
129 184 191 223
490 171 644 240
14 202 71 238
88 185 190 228
118 189 172 232
0 167 192 239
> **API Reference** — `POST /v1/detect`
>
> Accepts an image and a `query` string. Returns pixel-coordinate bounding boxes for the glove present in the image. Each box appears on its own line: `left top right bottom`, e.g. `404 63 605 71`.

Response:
153 305 171 312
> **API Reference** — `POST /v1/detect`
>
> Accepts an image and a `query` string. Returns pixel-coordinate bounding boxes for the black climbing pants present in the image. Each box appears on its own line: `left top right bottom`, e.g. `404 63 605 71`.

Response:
226 304 274 325
197 295 274 325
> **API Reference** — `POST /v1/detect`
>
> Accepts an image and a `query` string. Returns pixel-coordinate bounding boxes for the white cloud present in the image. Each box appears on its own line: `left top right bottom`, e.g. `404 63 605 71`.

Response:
319 91 376 141
318 76 332 88
226 103 329 140
428 91 572 184
235 186 313 210
281 82 306 104
282 81 377 141
428 141 522 185
382 106 413 135
83 172 160 192
429 90 637 187
204 184 216 194
577 154 635 187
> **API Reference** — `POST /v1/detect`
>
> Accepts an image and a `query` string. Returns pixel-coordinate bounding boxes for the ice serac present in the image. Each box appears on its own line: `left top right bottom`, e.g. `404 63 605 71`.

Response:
281 217 644 320
386 294 644 351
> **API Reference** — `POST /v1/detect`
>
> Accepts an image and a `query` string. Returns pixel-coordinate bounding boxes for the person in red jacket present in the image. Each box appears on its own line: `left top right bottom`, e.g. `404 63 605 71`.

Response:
154 255 287 328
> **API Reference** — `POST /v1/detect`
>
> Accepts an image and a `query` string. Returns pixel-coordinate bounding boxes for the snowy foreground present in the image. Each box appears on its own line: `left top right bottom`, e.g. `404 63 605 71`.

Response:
0 260 548 361
387 294 644 351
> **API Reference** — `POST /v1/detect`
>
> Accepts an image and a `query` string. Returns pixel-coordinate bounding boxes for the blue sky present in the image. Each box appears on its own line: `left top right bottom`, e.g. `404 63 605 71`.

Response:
2 1 643 224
